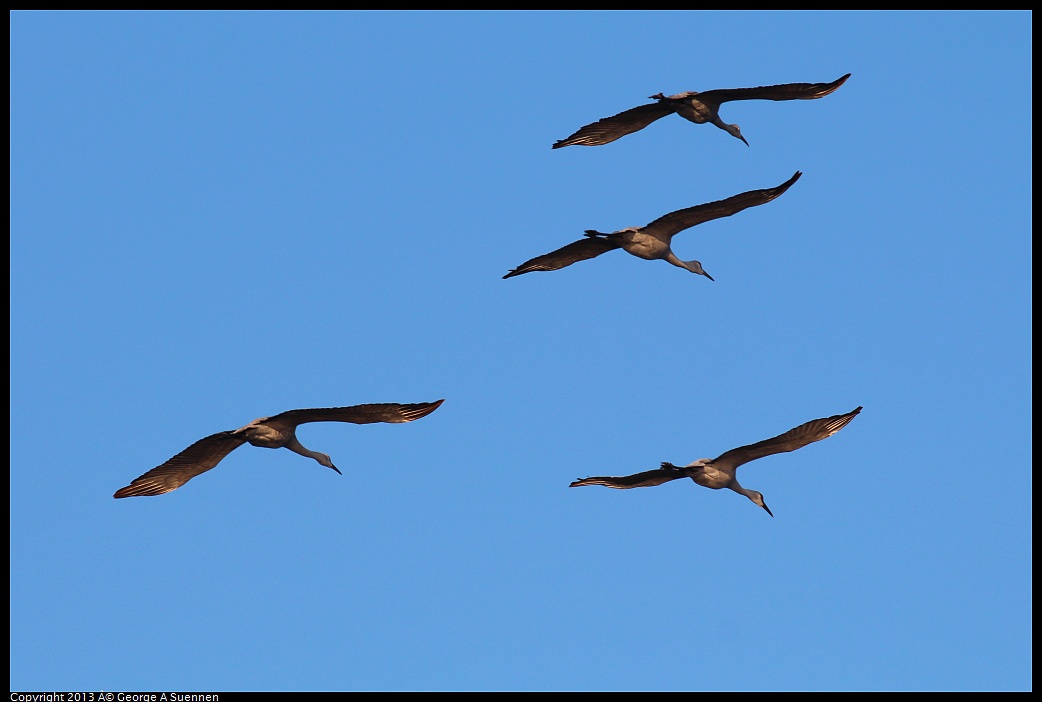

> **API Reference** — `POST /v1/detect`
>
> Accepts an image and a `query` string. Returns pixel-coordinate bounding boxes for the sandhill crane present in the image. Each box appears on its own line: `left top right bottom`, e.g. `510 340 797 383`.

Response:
113 400 445 498
503 171 801 280
552 74 850 149
570 406 861 516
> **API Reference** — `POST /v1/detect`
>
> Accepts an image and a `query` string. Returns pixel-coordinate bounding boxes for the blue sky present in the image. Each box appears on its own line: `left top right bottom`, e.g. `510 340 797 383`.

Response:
10 11 1031 692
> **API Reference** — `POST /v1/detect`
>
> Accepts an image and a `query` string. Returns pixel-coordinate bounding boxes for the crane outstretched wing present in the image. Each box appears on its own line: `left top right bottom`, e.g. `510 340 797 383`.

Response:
570 466 688 489
552 102 676 148
711 406 862 472
642 171 801 242
114 431 246 498
270 400 445 427
696 74 851 107
503 236 621 278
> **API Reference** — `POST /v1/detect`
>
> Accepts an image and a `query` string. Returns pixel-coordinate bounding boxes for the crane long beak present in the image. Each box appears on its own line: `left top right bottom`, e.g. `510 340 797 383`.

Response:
329 464 342 475
762 502 774 517
702 270 715 282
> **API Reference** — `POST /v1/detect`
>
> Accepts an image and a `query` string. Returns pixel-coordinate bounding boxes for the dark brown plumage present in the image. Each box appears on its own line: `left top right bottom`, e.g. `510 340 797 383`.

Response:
571 406 862 516
113 400 445 498
553 74 850 148
503 171 801 280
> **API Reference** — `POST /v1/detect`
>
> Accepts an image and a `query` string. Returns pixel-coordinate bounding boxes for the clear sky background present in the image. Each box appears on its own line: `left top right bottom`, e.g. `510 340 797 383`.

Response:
10 11 1031 692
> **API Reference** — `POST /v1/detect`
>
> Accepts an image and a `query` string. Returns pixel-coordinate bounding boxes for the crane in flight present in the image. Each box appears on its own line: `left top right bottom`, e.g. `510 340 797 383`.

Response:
503 171 801 280
570 406 861 516
552 74 850 148
113 400 445 498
